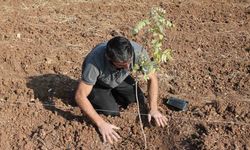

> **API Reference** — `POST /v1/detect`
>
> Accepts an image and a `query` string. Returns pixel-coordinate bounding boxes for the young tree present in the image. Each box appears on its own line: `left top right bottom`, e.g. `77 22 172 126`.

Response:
131 7 174 149
132 7 174 80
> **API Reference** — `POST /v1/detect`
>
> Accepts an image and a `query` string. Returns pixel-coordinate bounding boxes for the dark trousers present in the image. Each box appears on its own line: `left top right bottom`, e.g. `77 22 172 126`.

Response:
87 76 145 116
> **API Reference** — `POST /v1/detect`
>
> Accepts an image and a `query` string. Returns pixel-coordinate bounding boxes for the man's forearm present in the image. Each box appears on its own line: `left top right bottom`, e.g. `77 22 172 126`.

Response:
148 73 159 111
76 96 105 126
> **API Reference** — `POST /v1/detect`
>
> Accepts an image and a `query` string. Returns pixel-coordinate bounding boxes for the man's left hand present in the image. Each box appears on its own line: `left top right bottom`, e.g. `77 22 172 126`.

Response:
148 110 168 127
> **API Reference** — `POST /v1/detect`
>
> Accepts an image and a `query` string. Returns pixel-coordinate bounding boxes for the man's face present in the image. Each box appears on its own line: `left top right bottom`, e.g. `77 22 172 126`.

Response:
111 60 131 70
106 53 132 70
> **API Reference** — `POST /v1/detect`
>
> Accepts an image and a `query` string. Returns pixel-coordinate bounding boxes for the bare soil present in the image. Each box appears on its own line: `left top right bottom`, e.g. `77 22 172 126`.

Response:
0 0 250 149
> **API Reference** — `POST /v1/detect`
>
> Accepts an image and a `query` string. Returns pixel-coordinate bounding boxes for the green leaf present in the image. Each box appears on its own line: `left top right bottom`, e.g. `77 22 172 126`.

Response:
132 64 140 73
159 25 164 34
138 19 150 29
132 28 139 35
154 42 162 48
166 20 173 28
153 32 158 37
131 7 174 81
159 34 163 40
151 39 157 44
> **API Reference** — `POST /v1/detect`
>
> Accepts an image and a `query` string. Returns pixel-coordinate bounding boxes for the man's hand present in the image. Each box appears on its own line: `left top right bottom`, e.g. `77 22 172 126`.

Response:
148 110 168 127
98 121 121 144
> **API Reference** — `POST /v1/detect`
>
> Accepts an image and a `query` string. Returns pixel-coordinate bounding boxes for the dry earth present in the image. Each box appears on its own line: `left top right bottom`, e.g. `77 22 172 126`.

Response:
0 0 250 149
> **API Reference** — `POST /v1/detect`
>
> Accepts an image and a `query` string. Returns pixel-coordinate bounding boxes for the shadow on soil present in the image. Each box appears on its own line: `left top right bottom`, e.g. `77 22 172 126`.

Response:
26 74 86 122
181 123 207 150
26 73 155 143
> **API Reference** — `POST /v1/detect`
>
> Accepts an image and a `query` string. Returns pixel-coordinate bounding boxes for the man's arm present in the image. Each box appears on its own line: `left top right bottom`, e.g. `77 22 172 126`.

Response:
75 81 105 126
147 72 159 111
75 81 121 144
147 72 168 127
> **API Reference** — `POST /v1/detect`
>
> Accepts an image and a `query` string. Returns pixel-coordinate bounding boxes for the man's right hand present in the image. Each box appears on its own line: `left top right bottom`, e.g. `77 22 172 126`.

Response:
97 121 121 144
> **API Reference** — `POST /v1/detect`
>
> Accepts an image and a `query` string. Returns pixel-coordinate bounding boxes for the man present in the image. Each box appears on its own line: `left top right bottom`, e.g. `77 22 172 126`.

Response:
75 36 167 144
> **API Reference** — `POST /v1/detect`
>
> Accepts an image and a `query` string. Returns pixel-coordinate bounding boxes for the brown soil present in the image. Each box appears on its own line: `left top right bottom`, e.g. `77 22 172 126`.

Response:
0 0 250 149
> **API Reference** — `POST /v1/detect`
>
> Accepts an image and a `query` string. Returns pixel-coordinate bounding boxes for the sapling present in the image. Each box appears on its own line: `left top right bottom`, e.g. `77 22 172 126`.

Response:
131 7 174 149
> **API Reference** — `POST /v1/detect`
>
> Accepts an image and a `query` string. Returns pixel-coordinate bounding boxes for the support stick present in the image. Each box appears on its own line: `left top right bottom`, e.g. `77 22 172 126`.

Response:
135 80 147 149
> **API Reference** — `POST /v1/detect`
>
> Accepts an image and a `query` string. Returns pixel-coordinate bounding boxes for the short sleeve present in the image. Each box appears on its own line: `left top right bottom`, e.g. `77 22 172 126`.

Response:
81 63 99 85
131 41 150 65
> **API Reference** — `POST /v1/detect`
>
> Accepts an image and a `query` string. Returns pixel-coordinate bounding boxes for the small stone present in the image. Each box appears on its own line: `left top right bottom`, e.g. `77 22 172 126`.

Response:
17 33 21 39
30 99 35 102
33 112 38 117
54 111 58 116
245 6 250 14
39 129 46 139
245 47 250 52
40 145 47 150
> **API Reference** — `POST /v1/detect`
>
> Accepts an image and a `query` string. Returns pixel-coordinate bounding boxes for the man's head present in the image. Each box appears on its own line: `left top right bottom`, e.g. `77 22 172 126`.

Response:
106 36 133 69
